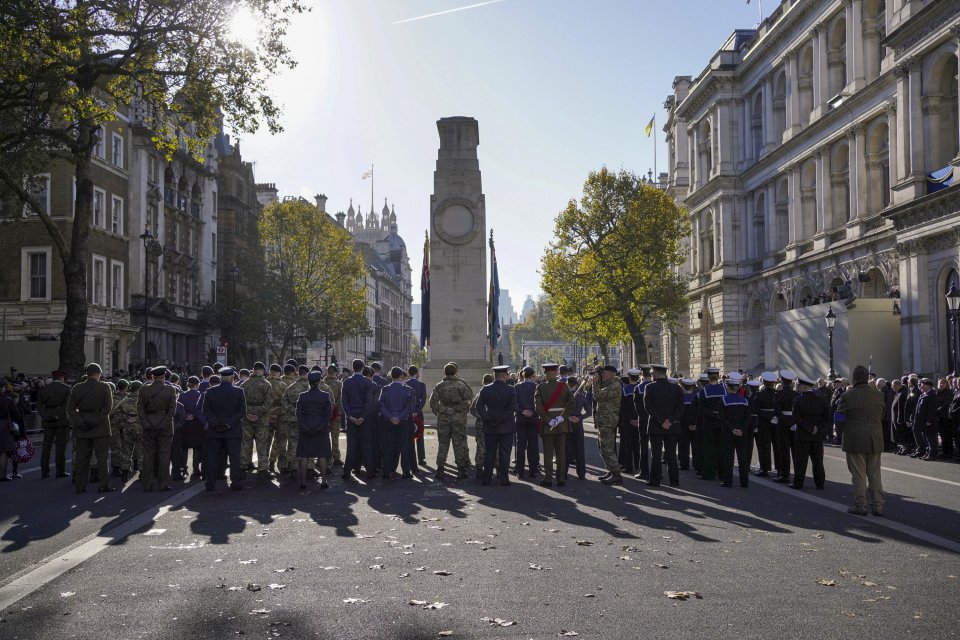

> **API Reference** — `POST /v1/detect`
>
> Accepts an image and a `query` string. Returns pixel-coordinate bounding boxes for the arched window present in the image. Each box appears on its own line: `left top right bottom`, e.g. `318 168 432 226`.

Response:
863 0 887 82
752 92 764 160
798 46 814 128
866 118 891 214
773 70 787 143
827 13 848 98
754 192 767 258
924 51 959 171
830 140 851 226
800 158 817 240
775 178 789 249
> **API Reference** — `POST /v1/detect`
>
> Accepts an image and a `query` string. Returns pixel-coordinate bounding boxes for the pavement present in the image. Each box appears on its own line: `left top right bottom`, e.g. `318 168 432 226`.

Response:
1 424 959 639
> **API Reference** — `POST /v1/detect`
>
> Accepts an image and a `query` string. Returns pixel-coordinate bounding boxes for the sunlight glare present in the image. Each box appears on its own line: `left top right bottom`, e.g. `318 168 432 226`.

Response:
229 6 260 45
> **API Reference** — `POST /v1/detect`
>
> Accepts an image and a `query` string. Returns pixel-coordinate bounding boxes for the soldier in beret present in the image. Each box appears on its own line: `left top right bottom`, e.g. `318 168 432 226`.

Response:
67 363 114 493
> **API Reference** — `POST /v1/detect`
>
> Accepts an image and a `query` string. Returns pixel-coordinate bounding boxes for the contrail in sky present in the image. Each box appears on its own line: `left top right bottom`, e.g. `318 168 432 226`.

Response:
393 0 507 25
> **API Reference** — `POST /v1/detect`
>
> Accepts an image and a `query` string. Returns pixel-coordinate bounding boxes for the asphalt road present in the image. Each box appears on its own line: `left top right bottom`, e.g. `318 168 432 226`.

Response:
1 426 958 639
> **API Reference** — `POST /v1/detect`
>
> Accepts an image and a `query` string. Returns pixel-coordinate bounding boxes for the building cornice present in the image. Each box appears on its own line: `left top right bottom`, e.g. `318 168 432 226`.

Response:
882 1 960 59
884 183 960 232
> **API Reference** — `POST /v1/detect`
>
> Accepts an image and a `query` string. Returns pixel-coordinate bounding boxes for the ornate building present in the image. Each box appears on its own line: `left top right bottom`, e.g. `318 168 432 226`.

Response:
665 0 960 378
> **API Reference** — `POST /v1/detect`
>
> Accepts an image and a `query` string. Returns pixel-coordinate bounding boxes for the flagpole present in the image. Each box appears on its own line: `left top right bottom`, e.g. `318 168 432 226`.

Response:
369 163 374 216
653 114 657 188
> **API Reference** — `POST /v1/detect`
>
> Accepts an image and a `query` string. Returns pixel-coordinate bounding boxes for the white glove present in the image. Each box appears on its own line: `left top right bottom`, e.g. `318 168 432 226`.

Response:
771 416 779 425
548 416 563 429
790 425 797 432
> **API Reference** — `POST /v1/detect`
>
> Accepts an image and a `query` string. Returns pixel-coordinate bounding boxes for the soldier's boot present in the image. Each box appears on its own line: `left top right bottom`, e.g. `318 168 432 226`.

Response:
600 471 623 485
435 470 446 481
456 467 468 480
475 466 483 480
599 471 612 481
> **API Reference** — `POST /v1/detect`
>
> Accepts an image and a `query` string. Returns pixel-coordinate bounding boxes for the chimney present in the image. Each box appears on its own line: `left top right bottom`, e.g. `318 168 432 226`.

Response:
335 211 346 227
315 194 327 212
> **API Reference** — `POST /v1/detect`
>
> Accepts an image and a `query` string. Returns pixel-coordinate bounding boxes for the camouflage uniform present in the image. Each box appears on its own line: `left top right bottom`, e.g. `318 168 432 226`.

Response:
109 389 127 472
593 378 622 474
324 375 344 463
469 391 485 470
111 388 142 473
429 376 473 473
265 373 286 470
282 375 310 470
271 373 298 470
240 373 274 471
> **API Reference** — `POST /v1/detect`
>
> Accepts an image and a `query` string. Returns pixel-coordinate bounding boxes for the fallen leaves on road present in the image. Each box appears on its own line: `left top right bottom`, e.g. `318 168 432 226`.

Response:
481 617 517 627
274 567 295 573
583 594 595 598
399 573 410 578
268 584 286 590
239 559 258 565
560 631 579 636
433 570 452 576
342 598 369 604
321 566 338 571
655 564 669 569
249 608 271 615
817 579 837 587
246 583 262 592
622 545 640 552
576 540 593 546
60 592 75 598
861 581 878 587
529 563 543 571
664 591 702 600
408 599 449 610
438 632 453 637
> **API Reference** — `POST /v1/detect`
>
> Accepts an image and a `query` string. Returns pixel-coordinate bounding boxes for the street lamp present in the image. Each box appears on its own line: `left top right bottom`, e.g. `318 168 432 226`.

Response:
946 282 960 372
139 226 154 372
647 341 654 364
825 306 837 379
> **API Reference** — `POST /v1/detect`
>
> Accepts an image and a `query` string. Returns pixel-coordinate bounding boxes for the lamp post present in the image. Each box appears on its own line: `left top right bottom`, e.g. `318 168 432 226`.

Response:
946 283 960 372
139 227 154 372
825 306 837 379
230 265 240 363
647 341 654 364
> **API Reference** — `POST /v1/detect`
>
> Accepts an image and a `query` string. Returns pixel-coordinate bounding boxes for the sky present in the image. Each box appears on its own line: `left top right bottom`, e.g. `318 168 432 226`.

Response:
234 0 768 316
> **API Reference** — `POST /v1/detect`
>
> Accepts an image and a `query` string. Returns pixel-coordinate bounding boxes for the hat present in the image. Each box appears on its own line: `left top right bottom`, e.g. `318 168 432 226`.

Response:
680 377 696 387
725 371 742 381
390 366 404 378
559 364 569 373
667 376 679 384
760 372 778 383
724 377 741 387
640 366 652 375
779 370 797 381
286 359 299 367
328 364 338 373
239 368 250 376
201 366 214 376
311 365 322 372
51 370 66 378
601 364 618 373
85 363 102 374
746 379 762 388
117 379 129 389
706 367 721 375
152 366 168 377
298 365 310 375
626 368 641 376
307 371 324 383
797 375 816 386
542 363 560 371
269 363 282 373
371 362 383 371
253 361 266 371
283 364 296 374
522 366 534 376
187 376 200 385
169 373 180 383
650 364 668 372
698 373 709 382
128 380 143 392
492 365 510 374
219 366 237 377
445 362 459 370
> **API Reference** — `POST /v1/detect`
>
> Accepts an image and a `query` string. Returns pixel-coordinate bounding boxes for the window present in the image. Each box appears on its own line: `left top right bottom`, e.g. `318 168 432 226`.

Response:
93 188 105 228
111 133 124 168
23 174 50 216
181 274 190 304
91 255 106 306
111 195 123 235
148 155 157 183
20 247 51 301
110 260 124 309
146 204 157 235
212 233 217 261
93 126 105 158
93 337 104 366
211 279 216 304
167 272 177 301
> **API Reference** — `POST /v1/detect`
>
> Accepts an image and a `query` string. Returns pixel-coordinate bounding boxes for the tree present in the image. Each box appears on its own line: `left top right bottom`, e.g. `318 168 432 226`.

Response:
0 0 305 375
257 198 368 362
508 295 559 365
542 168 690 365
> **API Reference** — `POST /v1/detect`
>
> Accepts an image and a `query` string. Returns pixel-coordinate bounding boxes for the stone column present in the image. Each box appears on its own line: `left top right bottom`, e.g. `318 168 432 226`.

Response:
742 97 753 168
788 163 801 245
785 50 802 139
689 126 698 192
850 124 867 219
716 100 733 173
745 192 756 260
847 0 866 92
894 62 912 181
691 214 700 276
908 61 924 176
720 197 735 264
766 182 777 254
886 100 899 187
812 24 828 121
923 96 943 170
863 17 881 82
763 73 776 155
815 146 830 233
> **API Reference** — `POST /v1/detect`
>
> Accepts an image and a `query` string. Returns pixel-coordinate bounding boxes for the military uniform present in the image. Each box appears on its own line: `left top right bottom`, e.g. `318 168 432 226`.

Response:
792 380 831 489
644 369 684 486
593 372 623 481
513 376 540 477
469 390 486 475
272 372 298 471
752 376 778 476
379 376 416 477
719 380 752 487
341 370 377 478
265 371 287 471
534 371 574 486
429 375 474 478
67 370 114 493
324 374 344 464
677 382 698 471
109 385 129 477
617 376 640 475
696 377 725 481
201 369 247 490
137 375 177 491
282 374 311 473
476 369 517 485
112 383 142 479
566 383 591 480
240 369 274 474
36 377 72 477
773 372 799 483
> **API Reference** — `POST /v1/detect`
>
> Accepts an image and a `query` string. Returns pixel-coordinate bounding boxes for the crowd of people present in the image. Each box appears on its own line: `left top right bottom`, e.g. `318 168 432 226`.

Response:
1 357 957 517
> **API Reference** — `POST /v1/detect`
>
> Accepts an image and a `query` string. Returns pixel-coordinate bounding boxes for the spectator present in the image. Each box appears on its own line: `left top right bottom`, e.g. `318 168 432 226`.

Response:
835 365 885 516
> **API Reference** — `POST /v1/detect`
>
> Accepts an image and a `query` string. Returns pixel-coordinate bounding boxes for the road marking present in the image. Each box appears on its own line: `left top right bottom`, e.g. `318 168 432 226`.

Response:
751 470 960 554
823 453 960 487
0 482 205 613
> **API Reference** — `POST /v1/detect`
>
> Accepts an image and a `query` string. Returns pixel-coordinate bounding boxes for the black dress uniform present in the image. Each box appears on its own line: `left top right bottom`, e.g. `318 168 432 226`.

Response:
791 377 831 490
618 375 639 475
633 371 652 479
643 368 684 486
477 367 518 486
719 380 752 488
773 371 798 483
696 373 725 481
678 381 698 470
201 368 247 491
752 375 778 477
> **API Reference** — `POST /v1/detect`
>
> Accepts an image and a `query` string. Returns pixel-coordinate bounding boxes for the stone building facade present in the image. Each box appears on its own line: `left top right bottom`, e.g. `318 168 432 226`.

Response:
664 0 960 378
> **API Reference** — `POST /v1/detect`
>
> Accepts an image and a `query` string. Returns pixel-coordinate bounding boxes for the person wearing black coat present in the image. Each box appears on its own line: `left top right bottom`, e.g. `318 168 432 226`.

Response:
935 379 954 458
791 376 831 490
477 366 518 486
890 379 910 455
719 376 752 488
200 367 247 491
904 378 922 455
911 379 938 460
643 365 684 487
618 373 640 476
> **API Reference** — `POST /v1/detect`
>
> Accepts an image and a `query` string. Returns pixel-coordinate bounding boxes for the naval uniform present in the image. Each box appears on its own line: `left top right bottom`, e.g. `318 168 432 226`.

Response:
477 379 517 485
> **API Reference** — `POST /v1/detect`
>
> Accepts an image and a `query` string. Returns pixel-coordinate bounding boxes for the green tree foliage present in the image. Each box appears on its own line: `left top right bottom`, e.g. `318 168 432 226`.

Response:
542 168 690 365
0 0 304 375
257 199 368 362
508 295 559 364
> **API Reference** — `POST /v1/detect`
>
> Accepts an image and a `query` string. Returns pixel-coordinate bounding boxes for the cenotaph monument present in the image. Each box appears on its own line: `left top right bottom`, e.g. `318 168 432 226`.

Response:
422 117 491 392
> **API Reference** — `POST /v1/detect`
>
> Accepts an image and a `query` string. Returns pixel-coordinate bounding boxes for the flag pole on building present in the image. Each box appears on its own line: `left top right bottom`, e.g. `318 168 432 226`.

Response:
645 113 656 187
420 231 431 350
362 164 374 214
488 230 501 359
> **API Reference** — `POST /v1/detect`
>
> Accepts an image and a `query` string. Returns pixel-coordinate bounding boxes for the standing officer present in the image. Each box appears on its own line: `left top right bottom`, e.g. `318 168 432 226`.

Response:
791 374 831 490
67 363 114 494
618 370 640 476
265 363 286 474
428 362 473 481
476 365 518 486
37 370 72 478
282 365 311 477
406 366 428 467
273 363 298 474
112 380 143 483
535 363 574 488
341 359 377 481
513 366 540 479
109 379 129 479
696 367 725 481
180 376 206 481
773 370 799 484
752 372 779 477
240 362 274 480
379 367 416 479
912 378 939 460
633 366 654 479
594 364 624 485
566 376 591 480
677 378 698 471
137 366 177 492
370 362 389 473
324 364 345 468
719 374 752 488
644 364 684 487
201 366 247 491
469 374 494 479
835 365 885 515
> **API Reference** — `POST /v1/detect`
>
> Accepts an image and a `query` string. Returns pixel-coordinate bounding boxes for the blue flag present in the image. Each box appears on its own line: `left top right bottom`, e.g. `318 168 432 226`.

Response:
488 235 501 351
420 235 430 349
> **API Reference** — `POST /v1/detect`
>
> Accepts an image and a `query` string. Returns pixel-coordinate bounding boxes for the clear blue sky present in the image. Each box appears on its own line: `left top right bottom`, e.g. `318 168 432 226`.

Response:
236 0 766 315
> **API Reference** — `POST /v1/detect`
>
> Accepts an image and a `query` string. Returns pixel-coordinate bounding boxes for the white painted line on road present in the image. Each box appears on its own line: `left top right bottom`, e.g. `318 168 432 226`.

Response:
823 453 960 488
0 482 205 613
751 470 960 554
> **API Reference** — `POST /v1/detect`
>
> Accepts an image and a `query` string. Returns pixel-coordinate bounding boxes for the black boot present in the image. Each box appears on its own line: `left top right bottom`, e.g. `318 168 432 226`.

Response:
601 472 623 485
